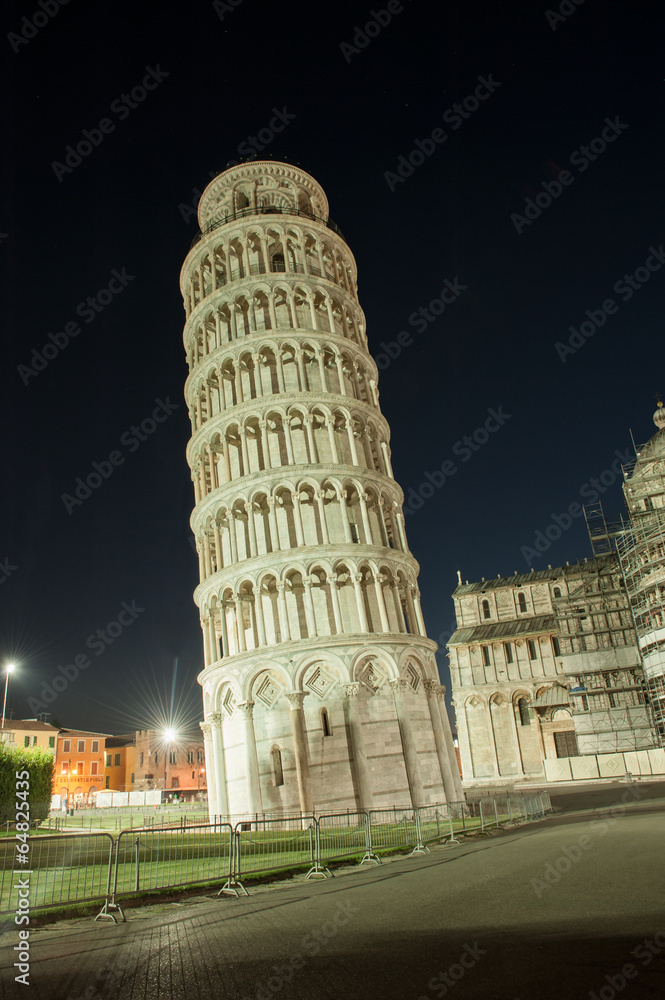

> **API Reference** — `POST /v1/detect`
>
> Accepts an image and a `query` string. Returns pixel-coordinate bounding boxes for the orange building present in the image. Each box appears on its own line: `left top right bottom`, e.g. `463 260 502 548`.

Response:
134 730 207 801
54 729 110 806
104 735 135 792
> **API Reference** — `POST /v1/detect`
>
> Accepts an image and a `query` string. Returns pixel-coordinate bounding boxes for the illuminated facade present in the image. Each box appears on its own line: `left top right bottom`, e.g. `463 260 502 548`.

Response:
181 160 462 816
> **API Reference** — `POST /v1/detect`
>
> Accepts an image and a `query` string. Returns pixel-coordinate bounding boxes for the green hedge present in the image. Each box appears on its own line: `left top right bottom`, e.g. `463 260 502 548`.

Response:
0 744 55 824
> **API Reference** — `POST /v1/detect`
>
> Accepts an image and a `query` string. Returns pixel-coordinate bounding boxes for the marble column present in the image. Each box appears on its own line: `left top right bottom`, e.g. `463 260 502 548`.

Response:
200 722 217 818
390 678 425 808
210 712 229 816
285 691 313 813
343 683 374 809
238 702 263 814
423 680 456 803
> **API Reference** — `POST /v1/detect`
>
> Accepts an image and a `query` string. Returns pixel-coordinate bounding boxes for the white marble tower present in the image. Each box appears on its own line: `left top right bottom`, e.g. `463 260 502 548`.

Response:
181 160 462 816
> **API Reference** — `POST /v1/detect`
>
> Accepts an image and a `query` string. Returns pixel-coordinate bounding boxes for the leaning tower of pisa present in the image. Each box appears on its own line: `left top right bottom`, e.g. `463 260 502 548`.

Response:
181 160 462 816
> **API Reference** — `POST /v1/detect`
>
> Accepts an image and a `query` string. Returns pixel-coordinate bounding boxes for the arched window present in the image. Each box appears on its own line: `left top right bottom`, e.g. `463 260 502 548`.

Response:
272 252 286 272
553 587 561 598
517 698 531 726
321 708 332 737
481 599 491 620
518 592 527 613
271 746 284 786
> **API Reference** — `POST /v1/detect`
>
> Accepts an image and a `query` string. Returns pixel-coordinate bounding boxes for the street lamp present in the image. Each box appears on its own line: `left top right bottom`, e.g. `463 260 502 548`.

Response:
1 663 16 731
163 728 177 799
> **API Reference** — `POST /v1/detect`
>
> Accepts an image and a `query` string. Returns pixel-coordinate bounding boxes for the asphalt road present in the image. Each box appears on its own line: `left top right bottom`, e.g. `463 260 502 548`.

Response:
1 792 664 1000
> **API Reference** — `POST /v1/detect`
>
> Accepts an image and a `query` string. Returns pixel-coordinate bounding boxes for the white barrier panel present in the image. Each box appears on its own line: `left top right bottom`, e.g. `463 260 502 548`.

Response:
647 748 665 774
128 791 146 806
51 794 61 810
544 758 572 781
597 753 626 778
145 790 162 805
570 756 600 780
111 792 130 807
95 792 114 808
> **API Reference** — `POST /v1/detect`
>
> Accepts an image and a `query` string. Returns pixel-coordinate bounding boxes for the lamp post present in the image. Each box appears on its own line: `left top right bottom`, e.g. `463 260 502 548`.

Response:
1 663 16 731
163 728 177 801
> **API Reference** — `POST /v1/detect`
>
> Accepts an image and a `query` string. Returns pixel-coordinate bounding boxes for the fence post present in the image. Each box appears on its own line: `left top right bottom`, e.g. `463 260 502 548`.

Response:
95 835 126 924
218 825 248 896
409 810 429 855
361 812 380 865
134 836 141 892
306 818 331 879
446 807 461 847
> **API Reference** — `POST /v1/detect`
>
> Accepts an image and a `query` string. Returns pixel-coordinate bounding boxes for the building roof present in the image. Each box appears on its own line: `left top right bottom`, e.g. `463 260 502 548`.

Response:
105 735 136 748
58 729 112 739
448 615 556 646
452 555 617 597
5 720 60 732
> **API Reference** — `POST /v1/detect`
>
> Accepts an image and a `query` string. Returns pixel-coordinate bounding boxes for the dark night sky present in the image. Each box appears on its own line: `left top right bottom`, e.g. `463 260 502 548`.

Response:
1 0 663 736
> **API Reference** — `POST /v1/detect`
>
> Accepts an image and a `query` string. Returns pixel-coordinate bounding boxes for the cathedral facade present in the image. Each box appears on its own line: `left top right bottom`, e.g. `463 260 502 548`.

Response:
448 406 665 786
181 161 462 816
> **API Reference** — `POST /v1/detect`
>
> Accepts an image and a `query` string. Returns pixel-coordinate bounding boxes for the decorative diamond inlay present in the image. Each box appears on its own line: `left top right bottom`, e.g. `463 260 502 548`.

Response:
358 660 386 693
305 666 335 699
256 674 281 709
222 688 237 717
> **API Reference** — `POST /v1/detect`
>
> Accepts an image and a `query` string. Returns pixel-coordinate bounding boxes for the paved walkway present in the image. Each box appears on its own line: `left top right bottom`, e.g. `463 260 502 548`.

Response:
1 796 664 1000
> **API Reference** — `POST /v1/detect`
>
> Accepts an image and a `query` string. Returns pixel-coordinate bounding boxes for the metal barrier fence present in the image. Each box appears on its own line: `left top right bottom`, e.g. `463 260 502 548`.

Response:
0 795 553 921
233 815 318 883
0 833 114 916
97 822 235 921
317 812 376 869
367 808 420 855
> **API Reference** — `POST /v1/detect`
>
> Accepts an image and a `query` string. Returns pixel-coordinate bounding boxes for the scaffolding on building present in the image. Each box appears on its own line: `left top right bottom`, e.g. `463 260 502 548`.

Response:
552 553 656 753
614 438 665 742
